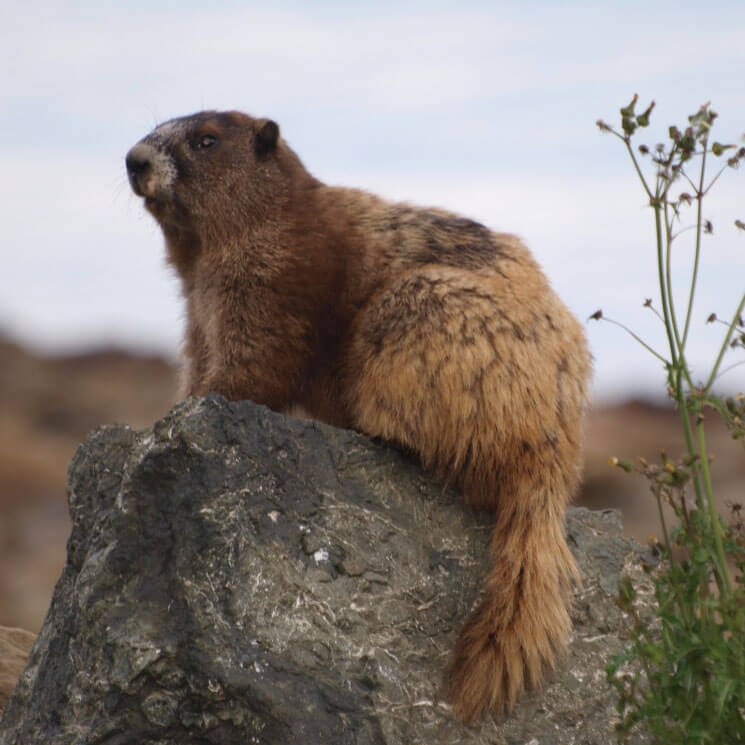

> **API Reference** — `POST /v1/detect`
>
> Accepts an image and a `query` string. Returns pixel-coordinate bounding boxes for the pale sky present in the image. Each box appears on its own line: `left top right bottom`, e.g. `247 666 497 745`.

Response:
2 0 744 400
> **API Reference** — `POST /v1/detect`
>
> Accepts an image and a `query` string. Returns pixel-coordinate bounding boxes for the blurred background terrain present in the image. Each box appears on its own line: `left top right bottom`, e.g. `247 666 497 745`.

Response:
1 330 743 632
0 333 177 630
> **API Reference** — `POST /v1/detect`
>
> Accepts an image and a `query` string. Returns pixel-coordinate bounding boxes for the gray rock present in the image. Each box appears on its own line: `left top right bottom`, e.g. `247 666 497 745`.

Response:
0 395 651 744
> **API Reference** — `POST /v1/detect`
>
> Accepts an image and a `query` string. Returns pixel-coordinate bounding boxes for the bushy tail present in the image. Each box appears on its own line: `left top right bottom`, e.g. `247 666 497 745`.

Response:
447 470 579 722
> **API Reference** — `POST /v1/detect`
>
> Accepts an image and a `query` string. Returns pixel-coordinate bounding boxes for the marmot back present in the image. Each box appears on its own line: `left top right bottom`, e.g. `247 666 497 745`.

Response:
127 110 591 722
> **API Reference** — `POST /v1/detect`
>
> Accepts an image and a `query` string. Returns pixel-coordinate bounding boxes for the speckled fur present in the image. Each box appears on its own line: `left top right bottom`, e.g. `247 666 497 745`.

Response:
127 110 591 722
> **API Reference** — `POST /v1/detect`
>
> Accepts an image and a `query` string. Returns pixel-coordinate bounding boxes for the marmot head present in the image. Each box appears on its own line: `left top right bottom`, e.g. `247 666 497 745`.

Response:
126 110 299 239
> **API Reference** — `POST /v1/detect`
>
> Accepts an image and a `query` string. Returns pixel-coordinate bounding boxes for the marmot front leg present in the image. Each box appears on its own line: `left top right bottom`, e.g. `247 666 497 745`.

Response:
344 265 589 721
189 296 313 411
180 313 211 398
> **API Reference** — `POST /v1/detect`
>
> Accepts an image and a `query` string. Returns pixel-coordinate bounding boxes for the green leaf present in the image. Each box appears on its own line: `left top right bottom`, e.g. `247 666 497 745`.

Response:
711 142 735 157
636 101 655 128
620 93 639 118
622 116 637 136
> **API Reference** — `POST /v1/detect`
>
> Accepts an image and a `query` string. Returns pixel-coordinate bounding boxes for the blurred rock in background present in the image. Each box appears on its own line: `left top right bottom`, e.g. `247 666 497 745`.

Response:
0 330 742 632
0 332 177 630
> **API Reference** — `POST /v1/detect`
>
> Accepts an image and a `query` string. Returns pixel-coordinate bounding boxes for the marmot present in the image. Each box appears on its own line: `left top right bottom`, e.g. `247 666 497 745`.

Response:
126 110 591 722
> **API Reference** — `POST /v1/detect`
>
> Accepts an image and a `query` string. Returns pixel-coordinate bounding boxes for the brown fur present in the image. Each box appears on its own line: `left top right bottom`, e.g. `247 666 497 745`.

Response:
0 626 35 713
127 111 591 721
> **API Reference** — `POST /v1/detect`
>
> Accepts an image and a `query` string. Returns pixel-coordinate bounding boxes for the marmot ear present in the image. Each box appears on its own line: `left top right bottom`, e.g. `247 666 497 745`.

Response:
255 119 279 156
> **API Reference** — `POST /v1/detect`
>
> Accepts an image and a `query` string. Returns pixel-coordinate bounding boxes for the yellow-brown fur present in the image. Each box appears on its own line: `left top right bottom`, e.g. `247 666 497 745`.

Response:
127 111 591 722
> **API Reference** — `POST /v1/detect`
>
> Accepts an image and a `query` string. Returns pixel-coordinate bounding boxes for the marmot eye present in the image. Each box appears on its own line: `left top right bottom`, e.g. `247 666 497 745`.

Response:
195 134 217 150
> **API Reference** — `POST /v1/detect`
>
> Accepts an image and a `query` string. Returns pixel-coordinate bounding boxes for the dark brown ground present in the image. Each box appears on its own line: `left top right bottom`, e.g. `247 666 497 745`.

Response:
0 331 742 632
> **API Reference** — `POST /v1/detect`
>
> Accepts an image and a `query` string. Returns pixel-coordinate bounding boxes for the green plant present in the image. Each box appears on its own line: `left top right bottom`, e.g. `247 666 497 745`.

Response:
593 96 745 743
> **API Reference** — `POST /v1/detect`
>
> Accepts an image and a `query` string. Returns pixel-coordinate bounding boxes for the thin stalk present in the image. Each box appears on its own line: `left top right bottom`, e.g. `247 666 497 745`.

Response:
655 491 672 553
712 359 745 384
654 204 679 369
645 302 666 325
623 138 680 372
695 420 733 595
680 168 699 193
653 492 693 628
663 202 687 364
704 290 745 393
624 137 654 202
673 371 705 511
599 317 668 364
682 140 708 347
703 162 729 196
670 225 698 241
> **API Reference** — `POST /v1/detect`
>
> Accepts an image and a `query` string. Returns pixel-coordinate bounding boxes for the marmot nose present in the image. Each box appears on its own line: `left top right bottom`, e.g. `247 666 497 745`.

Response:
125 144 153 196
125 146 151 177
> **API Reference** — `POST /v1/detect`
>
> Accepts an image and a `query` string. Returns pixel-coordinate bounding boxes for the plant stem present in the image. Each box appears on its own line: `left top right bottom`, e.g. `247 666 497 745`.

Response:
654 204 679 370
682 139 708 348
655 490 671 552
663 202 688 369
624 138 654 202
695 419 733 595
712 359 745 383
704 290 745 393
674 373 704 511
599 317 669 363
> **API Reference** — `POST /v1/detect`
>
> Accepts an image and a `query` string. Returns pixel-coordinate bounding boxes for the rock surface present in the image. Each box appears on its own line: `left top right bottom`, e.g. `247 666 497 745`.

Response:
0 395 651 744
